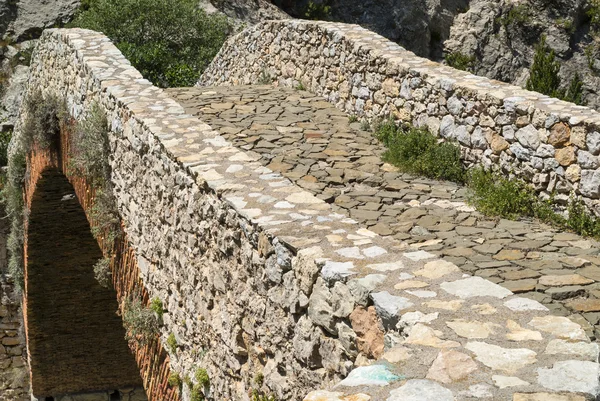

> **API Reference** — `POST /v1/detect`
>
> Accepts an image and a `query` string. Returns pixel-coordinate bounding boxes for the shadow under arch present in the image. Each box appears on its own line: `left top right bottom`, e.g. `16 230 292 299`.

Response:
25 167 142 397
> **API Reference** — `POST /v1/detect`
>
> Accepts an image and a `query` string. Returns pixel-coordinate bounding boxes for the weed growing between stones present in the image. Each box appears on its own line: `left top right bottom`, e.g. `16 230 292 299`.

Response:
2 91 66 291
374 120 600 239
150 297 164 320
374 118 465 183
93 256 112 289
167 332 177 354
257 69 272 85
190 368 210 401
122 298 159 345
168 372 182 388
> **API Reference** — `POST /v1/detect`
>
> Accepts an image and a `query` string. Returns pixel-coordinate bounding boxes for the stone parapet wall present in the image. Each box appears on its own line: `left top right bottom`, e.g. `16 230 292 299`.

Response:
14 27 600 401
200 20 600 215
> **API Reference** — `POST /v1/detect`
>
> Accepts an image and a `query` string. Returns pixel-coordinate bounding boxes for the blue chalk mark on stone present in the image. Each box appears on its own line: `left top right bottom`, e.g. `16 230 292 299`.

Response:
337 365 401 387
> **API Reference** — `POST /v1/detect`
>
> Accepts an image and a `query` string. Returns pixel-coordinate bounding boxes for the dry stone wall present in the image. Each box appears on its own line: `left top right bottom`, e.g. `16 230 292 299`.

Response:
13 26 600 401
200 20 600 215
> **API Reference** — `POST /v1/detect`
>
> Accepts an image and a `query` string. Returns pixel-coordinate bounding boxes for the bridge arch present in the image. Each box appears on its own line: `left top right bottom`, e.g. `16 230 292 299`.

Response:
25 166 142 397
14 95 174 400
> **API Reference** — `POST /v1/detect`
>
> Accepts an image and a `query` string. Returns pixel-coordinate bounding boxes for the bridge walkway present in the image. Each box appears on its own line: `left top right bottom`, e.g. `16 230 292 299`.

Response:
168 85 600 340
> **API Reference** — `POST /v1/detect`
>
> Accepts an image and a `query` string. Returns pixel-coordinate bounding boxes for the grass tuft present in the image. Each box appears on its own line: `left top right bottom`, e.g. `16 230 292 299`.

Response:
374 119 465 183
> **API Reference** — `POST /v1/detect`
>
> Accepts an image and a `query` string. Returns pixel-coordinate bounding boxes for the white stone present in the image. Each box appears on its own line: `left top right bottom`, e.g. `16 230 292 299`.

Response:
492 375 530 389
321 261 355 282
398 311 439 328
403 250 436 261
528 316 588 341
440 277 512 299
504 297 549 312
336 247 364 259
545 339 599 361
537 360 600 395
465 342 537 373
362 246 387 258
387 379 454 401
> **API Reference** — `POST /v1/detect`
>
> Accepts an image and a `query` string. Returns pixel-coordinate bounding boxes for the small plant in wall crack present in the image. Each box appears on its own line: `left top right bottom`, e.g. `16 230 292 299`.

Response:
150 297 165 320
167 332 178 354
121 297 159 345
93 256 112 288
168 372 182 388
190 368 210 401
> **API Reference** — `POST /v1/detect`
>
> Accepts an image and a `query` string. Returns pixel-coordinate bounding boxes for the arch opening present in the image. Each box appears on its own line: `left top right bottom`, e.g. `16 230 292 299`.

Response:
25 168 143 397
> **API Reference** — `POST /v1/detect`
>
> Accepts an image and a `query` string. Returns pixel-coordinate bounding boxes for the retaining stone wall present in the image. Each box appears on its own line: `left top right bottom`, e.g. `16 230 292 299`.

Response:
200 20 600 215
0 197 29 400
13 27 600 401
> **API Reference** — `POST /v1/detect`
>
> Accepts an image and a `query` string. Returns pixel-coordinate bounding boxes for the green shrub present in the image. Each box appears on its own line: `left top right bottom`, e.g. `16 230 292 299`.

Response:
589 0 600 29
564 199 600 238
467 168 540 219
122 298 159 344
374 119 465 183
69 102 110 185
303 1 331 20
71 0 230 88
526 36 563 98
150 297 164 319
556 18 575 34
497 4 531 27
527 36 584 104
445 52 475 72
563 73 584 105
167 332 177 354
93 257 112 288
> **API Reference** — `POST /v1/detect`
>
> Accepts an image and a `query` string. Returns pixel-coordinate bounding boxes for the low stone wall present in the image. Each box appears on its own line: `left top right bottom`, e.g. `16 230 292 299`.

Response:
200 20 600 215
0 277 28 401
12 27 600 401
0 196 29 401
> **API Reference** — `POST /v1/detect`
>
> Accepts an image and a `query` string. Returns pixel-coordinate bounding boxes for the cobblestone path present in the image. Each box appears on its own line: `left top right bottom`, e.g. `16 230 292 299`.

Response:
168 85 600 340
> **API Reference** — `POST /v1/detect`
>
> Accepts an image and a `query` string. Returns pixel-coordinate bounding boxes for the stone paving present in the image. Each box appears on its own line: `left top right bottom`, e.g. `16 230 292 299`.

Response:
168 85 600 341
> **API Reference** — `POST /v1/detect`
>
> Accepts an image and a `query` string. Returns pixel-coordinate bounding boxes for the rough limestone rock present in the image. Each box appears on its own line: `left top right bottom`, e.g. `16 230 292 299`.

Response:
200 0 289 26
2 0 81 41
445 0 600 109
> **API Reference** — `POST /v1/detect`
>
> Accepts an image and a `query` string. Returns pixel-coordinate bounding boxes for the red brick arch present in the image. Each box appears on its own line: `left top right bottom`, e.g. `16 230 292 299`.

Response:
21 114 179 400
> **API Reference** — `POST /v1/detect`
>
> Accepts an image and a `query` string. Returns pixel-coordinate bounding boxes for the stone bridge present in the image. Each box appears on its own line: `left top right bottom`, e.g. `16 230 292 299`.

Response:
2 18 600 401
